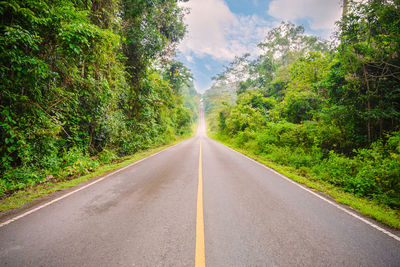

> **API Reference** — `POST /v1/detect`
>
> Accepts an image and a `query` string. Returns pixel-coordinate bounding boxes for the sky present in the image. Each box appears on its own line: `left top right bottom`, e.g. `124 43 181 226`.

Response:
176 0 343 93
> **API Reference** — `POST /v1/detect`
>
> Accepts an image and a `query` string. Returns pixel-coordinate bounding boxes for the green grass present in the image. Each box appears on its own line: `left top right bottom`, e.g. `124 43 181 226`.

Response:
0 134 192 213
209 131 400 230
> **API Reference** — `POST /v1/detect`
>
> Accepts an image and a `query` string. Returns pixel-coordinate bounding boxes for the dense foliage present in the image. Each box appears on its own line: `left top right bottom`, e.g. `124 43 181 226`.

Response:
0 0 199 195
204 2 400 209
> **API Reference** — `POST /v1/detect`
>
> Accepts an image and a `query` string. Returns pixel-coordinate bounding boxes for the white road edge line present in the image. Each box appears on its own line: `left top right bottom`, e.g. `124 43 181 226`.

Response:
0 139 189 228
209 138 400 242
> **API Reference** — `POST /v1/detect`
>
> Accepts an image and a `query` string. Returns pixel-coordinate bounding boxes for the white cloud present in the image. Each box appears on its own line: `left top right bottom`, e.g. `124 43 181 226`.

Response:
267 0 342 31
178 0 272 62
186 55 194 63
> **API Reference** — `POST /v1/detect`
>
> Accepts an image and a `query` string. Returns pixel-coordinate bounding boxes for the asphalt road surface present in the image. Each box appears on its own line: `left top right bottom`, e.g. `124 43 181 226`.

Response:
1 106 400 266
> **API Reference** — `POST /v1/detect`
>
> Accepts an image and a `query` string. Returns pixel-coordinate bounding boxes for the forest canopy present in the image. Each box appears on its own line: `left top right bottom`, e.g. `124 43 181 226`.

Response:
0 0 199 195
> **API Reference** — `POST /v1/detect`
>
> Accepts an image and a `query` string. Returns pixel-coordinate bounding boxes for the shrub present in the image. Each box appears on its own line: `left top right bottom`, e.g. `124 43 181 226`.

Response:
313 151 360 190
97 149 117 164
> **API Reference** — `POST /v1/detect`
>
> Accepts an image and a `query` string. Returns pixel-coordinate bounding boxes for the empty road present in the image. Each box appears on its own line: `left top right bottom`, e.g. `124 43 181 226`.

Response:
1 106 400 266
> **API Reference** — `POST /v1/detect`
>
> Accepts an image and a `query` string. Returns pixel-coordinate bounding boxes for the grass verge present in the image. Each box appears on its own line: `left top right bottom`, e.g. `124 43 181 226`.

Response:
0 134 191 213
209 132 400 230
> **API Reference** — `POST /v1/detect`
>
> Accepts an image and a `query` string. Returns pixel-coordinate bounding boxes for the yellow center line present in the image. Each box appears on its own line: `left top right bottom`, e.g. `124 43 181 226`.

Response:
195 140 205 267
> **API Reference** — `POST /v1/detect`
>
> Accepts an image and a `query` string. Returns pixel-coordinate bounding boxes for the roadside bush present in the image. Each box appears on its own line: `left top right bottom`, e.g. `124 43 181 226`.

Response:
97 149 117 164
256 130 279 148
47 147 99 178
313 151 360 190
1 168 41 195
235 130 252 147
313 134 400 207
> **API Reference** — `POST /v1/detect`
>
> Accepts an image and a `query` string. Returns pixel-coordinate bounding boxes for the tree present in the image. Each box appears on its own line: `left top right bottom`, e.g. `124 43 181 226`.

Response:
258 22 329 66
337 0 400 144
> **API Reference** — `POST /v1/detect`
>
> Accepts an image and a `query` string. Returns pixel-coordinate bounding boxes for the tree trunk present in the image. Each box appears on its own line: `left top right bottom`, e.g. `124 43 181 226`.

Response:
362 61 372 143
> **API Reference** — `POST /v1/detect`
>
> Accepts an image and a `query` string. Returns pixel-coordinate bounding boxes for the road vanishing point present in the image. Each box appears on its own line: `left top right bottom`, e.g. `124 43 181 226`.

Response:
1 106 400 266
